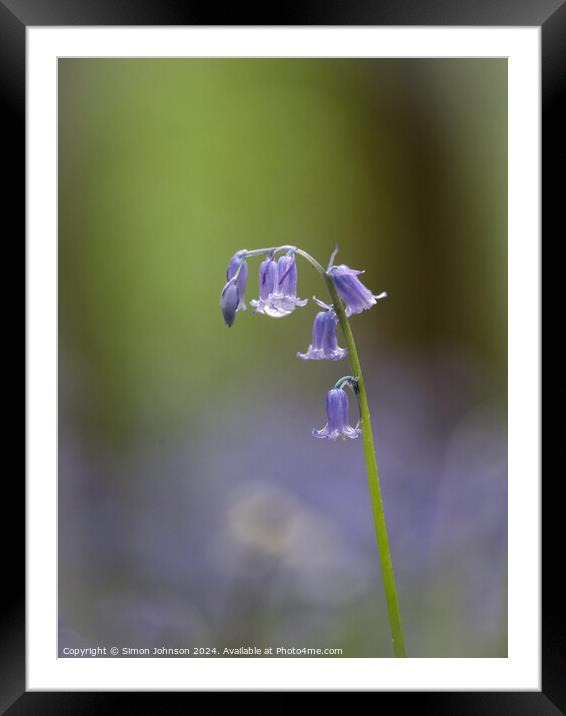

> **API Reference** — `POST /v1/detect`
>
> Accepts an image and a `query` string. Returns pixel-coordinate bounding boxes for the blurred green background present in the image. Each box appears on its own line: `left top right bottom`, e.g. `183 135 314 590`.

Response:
59 59 507 658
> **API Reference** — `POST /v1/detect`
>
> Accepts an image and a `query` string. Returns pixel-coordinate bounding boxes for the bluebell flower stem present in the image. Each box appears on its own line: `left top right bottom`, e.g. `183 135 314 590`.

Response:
224 244 405 654
324 273 407 658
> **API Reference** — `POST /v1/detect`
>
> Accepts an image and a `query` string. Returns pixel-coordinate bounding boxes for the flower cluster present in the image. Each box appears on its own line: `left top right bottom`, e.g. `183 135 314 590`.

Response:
249 251 307 318
220 246 386 440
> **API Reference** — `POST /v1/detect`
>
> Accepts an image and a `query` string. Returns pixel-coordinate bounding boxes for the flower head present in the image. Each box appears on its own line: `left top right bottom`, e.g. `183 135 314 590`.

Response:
250 249 307 318
297 298 347 361
328 264 387 317
313 387 360 440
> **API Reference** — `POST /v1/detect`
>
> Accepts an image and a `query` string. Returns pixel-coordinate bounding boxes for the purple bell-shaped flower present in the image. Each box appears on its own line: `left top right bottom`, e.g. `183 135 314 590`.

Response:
328 264 387 317
297 298 347 361
313 387 360 440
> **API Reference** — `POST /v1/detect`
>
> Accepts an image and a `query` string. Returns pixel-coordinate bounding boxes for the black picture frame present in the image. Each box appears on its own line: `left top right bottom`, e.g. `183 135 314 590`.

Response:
9 0 558 709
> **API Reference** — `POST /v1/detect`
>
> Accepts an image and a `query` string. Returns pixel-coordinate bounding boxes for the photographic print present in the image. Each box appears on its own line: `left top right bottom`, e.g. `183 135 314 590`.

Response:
57 57 508 660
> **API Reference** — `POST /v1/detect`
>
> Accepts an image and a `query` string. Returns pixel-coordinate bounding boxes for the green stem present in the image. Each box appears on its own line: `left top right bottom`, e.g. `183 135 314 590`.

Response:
324 273 407 658
241 244 406 655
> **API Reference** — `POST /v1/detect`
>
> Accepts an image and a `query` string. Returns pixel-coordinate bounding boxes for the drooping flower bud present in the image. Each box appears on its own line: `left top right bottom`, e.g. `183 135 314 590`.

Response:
220 277 240 327
226 250 248 311
220 250 248 326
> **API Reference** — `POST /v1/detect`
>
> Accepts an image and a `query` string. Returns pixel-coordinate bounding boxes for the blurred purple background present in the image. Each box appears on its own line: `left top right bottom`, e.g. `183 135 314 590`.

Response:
58 58 507 657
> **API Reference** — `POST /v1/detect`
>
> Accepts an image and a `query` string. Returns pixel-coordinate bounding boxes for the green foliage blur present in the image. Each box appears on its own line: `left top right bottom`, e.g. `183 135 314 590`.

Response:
59 58 506 444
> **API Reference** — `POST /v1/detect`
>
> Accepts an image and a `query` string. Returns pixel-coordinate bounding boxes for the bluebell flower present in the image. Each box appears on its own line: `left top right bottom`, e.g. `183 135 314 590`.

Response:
251 250 307 318
297 298 347 361
220 277 240 327
249 256 281 317
226 250 248 311
220 250 248 327
328 264 387 317
313 387 360 440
